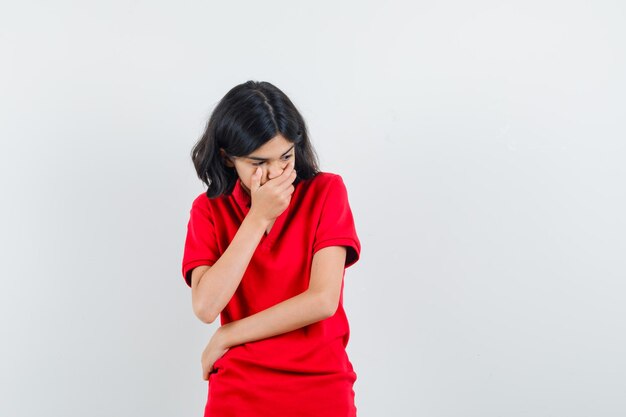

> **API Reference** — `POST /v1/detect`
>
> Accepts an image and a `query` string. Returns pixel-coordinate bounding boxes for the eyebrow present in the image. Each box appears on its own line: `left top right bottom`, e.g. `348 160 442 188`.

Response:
246 145 295 161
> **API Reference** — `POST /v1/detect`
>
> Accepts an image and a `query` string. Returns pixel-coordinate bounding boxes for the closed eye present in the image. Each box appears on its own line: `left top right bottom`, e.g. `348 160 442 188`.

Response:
252 154 293 166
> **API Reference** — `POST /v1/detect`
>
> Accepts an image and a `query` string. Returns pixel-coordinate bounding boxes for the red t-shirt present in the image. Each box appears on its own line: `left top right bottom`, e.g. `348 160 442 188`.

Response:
181 171 361 417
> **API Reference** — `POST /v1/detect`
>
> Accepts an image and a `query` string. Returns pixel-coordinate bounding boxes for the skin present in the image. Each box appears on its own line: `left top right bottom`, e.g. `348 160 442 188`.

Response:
220 134 298 234
192 134 347 380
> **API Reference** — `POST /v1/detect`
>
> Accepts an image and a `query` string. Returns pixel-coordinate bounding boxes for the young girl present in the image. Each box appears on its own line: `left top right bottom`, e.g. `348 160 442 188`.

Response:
181 80 361 416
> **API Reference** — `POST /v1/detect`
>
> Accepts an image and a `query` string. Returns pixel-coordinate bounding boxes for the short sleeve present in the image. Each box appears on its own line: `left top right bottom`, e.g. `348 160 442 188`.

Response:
181 195 220 287
312 175 361 268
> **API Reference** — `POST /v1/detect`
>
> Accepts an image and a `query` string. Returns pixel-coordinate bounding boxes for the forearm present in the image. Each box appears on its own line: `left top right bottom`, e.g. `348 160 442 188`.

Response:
217 290 330 348
196 213 268 322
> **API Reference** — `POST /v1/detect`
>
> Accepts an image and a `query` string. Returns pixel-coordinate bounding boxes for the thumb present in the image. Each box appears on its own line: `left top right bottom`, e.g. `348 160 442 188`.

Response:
250 167 261 192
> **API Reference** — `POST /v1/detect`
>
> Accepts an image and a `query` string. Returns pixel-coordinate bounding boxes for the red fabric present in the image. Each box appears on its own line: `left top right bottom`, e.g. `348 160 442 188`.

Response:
181 172 361 417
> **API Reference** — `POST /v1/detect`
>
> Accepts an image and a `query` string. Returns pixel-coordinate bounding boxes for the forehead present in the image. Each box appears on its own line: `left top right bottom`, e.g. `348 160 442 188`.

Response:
247 134 293 158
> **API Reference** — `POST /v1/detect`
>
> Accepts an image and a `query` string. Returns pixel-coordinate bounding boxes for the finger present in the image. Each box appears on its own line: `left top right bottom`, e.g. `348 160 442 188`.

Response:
282 190 294 206
250 167 261 192
282 184 295 198
205 364 214 379
274 159 296 187
277 169 297 193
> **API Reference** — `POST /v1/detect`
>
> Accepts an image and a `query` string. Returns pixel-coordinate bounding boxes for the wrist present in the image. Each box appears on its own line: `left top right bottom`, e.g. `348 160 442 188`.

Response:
216 323 233 349
245 210 270 230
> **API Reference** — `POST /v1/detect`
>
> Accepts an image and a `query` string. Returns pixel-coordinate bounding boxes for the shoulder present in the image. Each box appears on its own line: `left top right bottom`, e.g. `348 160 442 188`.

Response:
305 171 346 191
190 192 209 210
300 171 351 204
188 191 218 218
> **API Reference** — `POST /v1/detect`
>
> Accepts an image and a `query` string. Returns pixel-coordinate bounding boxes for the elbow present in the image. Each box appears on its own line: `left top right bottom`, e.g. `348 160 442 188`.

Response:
197 308 218 324
324 301 339 319
192 300 219 324
199 310 218 325
316 293 339 319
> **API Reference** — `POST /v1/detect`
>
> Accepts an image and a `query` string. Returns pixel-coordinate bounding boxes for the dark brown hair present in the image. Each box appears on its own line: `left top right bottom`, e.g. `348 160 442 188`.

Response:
190 80 320 198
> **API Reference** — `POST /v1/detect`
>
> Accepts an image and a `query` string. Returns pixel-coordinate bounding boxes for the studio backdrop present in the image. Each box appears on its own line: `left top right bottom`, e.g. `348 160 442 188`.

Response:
1 1 625 416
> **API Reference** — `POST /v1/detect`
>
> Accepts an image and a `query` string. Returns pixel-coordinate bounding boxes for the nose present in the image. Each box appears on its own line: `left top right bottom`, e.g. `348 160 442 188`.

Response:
266 162 285 181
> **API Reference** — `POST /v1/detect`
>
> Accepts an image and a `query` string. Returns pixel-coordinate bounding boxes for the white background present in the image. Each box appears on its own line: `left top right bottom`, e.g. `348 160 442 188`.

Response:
1 1 625 416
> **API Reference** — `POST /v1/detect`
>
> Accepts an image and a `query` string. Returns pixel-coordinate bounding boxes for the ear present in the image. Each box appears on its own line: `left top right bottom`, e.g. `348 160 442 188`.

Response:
220 148 235 167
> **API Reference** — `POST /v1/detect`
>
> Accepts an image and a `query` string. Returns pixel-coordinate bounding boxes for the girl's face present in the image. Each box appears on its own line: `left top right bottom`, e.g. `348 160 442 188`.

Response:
221 134 296 194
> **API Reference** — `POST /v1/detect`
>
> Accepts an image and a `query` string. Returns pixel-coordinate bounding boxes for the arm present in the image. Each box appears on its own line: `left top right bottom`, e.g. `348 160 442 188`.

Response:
191 212 269 324
215 246 347 348
192 161 297 324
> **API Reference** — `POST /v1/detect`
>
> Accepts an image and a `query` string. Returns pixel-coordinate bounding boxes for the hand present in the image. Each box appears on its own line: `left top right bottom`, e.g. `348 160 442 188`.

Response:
248 159 297 223
201 328 229 381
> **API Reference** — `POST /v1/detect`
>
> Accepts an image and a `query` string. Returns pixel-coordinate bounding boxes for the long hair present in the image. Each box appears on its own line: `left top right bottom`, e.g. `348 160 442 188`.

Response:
191 80 320 198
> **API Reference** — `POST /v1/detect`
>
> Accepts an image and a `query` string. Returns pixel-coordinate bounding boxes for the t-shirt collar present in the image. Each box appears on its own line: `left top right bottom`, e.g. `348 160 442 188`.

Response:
231 178 251 210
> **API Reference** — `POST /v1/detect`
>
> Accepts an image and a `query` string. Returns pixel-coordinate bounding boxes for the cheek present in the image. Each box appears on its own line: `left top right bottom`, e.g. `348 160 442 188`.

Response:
239 166 261 186
238 174 253 193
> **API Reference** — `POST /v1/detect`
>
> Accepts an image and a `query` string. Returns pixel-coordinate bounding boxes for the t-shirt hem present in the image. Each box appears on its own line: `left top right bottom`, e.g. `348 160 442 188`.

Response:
312 238 360 269
182 259 217 287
